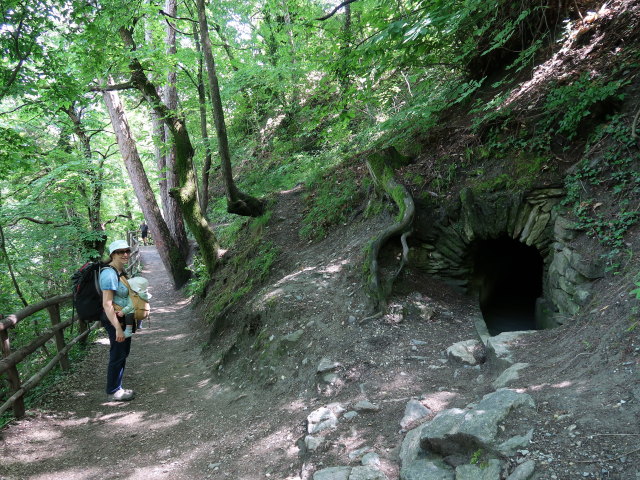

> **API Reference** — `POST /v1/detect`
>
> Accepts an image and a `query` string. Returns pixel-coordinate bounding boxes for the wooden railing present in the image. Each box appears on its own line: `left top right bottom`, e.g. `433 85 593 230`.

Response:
0 233 141 419
126 230 142 276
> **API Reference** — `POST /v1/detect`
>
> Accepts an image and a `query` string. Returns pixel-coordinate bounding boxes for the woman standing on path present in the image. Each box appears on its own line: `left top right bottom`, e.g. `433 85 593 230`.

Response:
100 240 135 401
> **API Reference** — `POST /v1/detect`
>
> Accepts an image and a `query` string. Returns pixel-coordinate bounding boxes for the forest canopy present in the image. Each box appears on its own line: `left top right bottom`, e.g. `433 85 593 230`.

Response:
2 0 636 315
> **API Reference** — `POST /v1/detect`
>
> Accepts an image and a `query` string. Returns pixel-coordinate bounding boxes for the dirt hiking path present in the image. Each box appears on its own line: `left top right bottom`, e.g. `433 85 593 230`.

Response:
0 247 260 480
2 195 639 480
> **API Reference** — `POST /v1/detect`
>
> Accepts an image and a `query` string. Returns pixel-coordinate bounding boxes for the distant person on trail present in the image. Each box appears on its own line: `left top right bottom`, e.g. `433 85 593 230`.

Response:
140 222 149 246
100 239 136 402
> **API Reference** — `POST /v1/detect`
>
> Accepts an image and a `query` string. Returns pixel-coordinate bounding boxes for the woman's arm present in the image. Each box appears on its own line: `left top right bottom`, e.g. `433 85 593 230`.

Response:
102 289 125 342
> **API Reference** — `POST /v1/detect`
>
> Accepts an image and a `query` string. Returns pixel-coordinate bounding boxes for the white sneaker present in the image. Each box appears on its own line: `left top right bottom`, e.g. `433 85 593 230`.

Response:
107 388 135 401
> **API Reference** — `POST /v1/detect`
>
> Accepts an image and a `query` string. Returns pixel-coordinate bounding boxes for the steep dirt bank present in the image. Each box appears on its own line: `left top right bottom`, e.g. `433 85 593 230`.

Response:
202 185 640 479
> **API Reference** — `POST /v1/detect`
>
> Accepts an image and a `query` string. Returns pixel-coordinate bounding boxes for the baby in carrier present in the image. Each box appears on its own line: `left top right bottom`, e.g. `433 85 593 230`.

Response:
119 276 151 338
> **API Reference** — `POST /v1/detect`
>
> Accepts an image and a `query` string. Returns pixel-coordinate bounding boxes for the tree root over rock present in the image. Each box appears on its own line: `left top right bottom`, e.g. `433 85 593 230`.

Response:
364 146 415 311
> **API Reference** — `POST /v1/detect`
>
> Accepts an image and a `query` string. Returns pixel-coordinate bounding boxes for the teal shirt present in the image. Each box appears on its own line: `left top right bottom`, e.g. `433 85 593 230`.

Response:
99 267 131 309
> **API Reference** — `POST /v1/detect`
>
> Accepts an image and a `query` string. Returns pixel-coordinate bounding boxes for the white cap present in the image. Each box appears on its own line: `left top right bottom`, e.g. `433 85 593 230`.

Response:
108 239 131 254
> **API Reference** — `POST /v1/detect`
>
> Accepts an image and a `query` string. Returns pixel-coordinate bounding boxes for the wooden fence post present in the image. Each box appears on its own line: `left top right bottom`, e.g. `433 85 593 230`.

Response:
47 304 70 371
78 319 89 347
0 329 25 418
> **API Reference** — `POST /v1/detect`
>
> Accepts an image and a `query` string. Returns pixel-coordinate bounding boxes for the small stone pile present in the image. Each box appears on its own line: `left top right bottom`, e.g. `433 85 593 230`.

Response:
307 331 541 480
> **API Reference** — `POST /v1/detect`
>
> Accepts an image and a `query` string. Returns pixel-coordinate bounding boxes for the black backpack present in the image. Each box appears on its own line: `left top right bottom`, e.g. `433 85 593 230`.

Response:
71 262 116 322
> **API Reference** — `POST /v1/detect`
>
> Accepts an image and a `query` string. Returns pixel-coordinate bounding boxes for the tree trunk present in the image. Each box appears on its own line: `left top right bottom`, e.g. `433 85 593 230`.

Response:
102 86 191 288
145 13 170 221
340 3 352 97
194 31 213 215
151 110 168 217
64 106 108 256
195 0 264 217
0 223 28 307
119 27 220 276
162 0 190 257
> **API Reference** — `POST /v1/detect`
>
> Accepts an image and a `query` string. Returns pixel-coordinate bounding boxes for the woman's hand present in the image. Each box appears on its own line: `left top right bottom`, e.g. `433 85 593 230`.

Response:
115 325 126 342
103 289 126 342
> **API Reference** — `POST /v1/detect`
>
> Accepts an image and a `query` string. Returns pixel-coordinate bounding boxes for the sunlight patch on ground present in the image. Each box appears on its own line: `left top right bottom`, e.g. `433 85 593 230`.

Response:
283 398 307 413
98 410 188 432
135 415 185 430
261 287 285 303
196 378 211 388
526 380 574 392
251 427 297 459
199 382 231 400
128 463 184 480
19 426 62 442
153 304 187 314
274 266 318 286
379 370 423 394
280 183 305 194
96 337 110 346
501 4 614 110
30 467 101 479
321 259 348 274
109 411 146 426
336 428 369 455
421 390 459 412
162 333 189 341
551 380 573 389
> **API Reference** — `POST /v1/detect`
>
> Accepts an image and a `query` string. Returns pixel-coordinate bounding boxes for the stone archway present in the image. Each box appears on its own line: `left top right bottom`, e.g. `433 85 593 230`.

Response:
469 236 544 335
407 186 602 334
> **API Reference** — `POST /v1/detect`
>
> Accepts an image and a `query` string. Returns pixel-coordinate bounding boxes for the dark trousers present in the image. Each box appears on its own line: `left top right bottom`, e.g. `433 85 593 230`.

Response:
101 313 132 394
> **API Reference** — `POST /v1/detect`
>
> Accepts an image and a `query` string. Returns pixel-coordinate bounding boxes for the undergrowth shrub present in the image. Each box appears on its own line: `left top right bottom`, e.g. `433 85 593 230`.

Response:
563 114 640 268
300 167 363 240
198 212 279 321
541 73 629 140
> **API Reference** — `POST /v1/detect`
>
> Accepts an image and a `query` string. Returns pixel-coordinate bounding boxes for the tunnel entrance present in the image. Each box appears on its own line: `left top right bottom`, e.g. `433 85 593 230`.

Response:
470 236 544 335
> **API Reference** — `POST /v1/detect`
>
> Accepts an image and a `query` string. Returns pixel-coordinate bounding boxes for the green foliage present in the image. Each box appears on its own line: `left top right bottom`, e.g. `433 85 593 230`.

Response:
185 254 209 298
471 155 551 193
563 115 640 262
300 168 362 240
202 211 279 321
542 73 628 139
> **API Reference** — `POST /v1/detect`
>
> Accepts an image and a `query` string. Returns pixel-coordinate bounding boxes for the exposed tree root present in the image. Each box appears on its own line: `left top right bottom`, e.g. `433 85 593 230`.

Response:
227 191 265 217
364 146 415 311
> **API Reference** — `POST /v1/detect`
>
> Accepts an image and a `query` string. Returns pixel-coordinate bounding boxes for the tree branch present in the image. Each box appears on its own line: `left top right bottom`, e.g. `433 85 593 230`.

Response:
89 81 135 92
316 0 359 21
9 217 71 227
159 8 197 23
103 213 132 226
178 63 199 89
163 17 193 36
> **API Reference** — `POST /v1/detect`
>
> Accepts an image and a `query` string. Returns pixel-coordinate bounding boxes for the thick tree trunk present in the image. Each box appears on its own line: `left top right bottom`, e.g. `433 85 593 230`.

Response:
195 0 264 217
102 87 191 288
119 27 220 276
162 0 190 257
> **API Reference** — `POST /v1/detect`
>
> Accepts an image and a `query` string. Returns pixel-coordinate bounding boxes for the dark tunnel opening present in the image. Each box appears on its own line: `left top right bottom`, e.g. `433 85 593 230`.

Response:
470 236 544 335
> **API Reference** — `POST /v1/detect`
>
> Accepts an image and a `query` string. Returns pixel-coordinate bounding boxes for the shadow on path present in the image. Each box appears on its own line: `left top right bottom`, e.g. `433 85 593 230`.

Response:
0 247 239 480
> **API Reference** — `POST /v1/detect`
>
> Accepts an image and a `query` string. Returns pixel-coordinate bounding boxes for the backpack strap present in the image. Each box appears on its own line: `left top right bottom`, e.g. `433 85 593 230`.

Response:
99 265 128 312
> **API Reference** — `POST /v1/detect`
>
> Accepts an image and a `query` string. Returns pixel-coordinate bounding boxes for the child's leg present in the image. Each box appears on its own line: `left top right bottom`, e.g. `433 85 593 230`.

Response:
124 316 134 338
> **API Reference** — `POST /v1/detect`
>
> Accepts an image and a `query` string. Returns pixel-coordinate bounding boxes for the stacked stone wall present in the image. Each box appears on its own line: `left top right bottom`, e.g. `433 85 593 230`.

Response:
409 186 602 326
547 216 604 322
